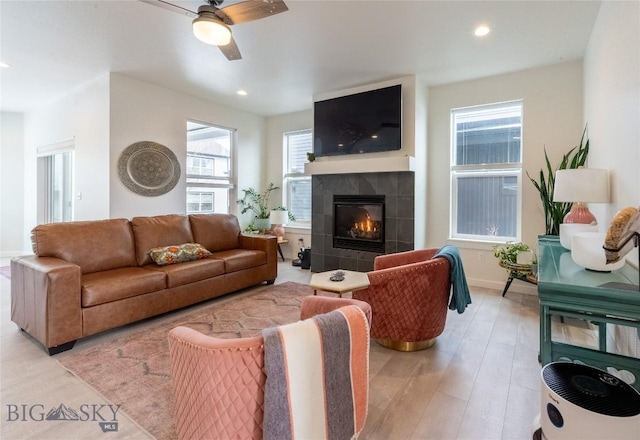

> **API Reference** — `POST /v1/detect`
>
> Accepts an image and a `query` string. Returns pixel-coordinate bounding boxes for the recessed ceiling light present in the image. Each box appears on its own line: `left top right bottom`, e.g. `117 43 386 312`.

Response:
0 61 10 68
237 89 248 96
474 25 490 37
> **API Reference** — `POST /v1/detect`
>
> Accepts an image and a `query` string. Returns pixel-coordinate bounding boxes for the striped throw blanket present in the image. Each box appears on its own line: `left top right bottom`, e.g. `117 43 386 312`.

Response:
262 305 370 440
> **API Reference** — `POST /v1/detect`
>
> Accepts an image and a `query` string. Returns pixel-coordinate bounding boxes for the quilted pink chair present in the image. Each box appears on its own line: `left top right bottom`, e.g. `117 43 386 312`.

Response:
353 248 451 351
168 295 371 440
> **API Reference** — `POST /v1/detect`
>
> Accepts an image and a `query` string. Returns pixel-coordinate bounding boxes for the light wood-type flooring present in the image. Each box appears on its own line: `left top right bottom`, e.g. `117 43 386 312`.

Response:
1 257 600 439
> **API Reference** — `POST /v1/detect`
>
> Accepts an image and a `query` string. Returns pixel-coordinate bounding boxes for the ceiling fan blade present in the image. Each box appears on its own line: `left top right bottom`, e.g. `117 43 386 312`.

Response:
219 36 242 61
217 0 288 25
139 0 197 18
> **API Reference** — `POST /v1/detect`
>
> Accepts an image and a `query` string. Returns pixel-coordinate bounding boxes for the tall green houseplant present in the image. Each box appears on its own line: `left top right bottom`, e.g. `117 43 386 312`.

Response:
527 127 589 236
237 182 280 220
236 183 295 232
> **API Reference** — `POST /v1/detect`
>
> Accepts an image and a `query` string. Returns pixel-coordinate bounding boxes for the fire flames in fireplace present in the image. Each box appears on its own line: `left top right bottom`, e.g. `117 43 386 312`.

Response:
333 195 385 253
349 213 381 240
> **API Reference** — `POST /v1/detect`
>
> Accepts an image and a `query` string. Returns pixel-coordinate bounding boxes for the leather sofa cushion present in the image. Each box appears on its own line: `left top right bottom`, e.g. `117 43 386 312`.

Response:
31 218 137 274
82 267 167 307
189 214 241 252
145 258 226 288
210 249 266 273
132 215 194 267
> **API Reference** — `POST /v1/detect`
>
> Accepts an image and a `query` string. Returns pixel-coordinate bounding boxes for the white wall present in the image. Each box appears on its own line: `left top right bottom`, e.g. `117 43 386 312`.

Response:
583 0 640 358
428 61 584 293
584 0 640 263
11 73 268 255
413 78 429 249
22 74 111 252
109 74 267 223
1 112 25 257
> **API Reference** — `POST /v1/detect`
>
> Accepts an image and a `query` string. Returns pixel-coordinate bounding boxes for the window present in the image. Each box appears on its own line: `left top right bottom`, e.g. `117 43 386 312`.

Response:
450 101 522 242
37 139 74 224
283 130 312 226
44 152 73 223
186 121 234 214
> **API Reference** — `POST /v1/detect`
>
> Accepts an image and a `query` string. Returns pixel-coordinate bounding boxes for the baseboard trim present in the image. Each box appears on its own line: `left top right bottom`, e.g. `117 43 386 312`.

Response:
467 277 538 296
0 251 27 259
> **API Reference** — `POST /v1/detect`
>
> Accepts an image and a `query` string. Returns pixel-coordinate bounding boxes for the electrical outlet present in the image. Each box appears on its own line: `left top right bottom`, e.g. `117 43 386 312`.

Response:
478 251 485 262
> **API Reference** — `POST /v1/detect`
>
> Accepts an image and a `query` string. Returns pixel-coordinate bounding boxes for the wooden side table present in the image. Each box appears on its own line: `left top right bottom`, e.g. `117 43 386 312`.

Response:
276 237 288 261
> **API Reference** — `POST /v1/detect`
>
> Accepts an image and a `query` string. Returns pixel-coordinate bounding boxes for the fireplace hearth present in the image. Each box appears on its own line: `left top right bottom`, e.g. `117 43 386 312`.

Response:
333 195 385 253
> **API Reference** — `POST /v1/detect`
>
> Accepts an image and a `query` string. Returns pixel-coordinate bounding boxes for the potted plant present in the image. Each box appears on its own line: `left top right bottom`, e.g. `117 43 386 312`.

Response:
237 183 295 232
527 127 589 236
492 241 533 267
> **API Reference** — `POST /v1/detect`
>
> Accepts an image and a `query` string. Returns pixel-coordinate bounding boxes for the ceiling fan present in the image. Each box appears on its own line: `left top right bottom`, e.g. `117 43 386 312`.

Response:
140 0 288 61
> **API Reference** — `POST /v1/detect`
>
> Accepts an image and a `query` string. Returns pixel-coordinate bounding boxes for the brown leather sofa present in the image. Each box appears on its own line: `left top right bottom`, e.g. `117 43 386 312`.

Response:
10 213 278 355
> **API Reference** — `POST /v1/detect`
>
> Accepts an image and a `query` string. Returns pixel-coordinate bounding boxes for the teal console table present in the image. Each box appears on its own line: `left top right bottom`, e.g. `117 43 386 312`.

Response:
537 236 640 390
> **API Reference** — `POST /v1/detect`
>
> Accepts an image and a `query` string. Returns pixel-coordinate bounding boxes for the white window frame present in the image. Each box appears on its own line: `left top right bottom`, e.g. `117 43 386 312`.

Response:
186 121 236 214
283 129 312 228
450 101 523 243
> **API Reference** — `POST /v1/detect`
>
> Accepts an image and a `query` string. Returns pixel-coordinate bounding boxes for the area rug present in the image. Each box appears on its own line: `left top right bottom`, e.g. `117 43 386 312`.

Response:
56 281 314 440
0 266 10 280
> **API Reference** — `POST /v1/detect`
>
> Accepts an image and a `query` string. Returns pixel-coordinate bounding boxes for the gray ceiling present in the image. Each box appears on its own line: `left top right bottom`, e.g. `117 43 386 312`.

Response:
0 0 602 116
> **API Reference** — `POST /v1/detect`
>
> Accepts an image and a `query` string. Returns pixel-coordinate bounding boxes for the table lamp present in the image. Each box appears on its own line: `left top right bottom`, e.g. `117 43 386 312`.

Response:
270 210 288 238
553 167 609 249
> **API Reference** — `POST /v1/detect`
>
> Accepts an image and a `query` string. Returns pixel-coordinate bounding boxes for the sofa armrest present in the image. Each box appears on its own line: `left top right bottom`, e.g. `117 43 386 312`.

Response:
239 233 277 251
239 234 278 281
11 255 82 354
373 248 439 270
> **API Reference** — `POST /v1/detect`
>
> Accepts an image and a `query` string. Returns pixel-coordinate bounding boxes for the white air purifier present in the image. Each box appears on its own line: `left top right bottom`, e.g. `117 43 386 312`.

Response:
539 362 640 439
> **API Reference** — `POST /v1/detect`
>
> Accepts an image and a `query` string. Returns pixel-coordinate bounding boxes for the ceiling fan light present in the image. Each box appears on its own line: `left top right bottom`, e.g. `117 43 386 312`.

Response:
192 16 231 46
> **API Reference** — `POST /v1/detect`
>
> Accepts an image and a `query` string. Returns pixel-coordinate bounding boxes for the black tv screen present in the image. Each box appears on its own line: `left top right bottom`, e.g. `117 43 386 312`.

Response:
313 84 402 157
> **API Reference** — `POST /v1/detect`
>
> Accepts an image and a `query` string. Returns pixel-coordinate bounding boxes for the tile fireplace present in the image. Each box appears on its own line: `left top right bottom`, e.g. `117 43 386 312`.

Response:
311 171 415 272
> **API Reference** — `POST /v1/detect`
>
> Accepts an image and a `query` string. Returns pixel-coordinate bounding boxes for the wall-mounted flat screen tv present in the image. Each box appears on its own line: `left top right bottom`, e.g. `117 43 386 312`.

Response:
313 84 402 157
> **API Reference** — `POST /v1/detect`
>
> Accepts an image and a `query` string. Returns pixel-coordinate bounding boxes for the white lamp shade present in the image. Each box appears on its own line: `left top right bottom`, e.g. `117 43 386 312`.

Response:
553 168 609 203
270 210 288 225
192 16 231 46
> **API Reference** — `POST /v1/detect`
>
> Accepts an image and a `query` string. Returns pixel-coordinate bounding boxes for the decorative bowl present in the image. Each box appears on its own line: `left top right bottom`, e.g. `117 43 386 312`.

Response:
571 232 625 272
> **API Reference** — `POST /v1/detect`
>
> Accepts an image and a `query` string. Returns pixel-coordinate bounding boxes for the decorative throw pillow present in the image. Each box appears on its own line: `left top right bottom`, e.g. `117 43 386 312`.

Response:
148 243 211 266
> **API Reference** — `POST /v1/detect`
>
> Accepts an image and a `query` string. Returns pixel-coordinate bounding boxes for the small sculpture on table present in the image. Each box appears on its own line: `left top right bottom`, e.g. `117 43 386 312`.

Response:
602 206 640 291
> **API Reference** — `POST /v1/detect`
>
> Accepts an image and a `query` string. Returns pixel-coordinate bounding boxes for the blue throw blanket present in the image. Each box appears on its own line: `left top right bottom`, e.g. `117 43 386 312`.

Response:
434 245 472 313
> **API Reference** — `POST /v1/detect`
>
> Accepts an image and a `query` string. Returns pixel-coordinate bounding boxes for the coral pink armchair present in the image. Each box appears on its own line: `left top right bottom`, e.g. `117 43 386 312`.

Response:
353 248 451 351
167 295 371 440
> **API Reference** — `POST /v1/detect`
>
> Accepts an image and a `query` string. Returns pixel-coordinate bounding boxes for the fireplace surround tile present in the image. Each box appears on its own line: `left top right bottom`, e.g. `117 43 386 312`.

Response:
310 171 415 273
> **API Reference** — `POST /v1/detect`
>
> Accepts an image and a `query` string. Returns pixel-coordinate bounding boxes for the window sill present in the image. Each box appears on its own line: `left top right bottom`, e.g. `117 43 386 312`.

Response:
284 225 311 232
447 238 507 251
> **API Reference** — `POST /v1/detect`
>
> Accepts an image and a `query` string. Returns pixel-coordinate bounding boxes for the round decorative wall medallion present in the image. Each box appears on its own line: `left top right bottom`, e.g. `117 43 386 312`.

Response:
118 141 181 197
